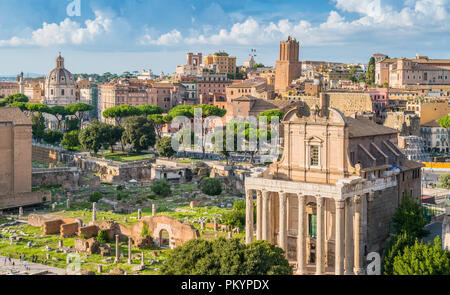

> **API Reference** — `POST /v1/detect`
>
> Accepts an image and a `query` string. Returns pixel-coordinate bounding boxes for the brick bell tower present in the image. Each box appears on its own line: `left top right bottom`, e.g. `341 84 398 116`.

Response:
274 36 302 93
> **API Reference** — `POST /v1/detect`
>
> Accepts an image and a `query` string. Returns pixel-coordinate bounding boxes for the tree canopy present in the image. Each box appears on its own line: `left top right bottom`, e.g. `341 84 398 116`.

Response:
102 105 142 126
258 110 284 125
392 194 429 239
79 121 111 154
121 116 156 152
438 115 450 128
156 136 175 158
136 104 163 116
160 238 292 275
392 236 450 275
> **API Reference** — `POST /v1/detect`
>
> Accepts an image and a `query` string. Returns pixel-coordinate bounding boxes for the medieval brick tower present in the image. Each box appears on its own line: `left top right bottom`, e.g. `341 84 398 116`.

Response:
274 36 302 93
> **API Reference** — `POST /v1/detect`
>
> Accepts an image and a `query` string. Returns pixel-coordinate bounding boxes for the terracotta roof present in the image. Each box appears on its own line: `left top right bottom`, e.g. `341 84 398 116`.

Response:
400 159 425 170
228 81 264 88
231 95 258 102
347 117 398 138
0 107 32 125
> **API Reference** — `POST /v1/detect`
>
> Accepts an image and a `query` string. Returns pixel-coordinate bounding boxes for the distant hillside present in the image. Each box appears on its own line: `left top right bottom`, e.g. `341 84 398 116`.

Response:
0 73 45 81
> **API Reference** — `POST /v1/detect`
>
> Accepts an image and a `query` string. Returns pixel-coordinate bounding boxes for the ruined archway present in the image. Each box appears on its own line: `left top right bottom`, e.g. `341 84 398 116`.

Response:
159 229 170 248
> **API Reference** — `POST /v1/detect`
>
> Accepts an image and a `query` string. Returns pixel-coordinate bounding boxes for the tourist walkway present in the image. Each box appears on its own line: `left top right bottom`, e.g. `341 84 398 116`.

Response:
0 255 66 275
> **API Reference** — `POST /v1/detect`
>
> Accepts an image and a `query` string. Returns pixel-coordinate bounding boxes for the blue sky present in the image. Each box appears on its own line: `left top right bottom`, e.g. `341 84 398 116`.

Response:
0 0 449 75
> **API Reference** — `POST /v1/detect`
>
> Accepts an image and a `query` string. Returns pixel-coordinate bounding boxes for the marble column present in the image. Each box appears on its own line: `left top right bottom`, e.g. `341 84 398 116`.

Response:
353 195 363 275
152 204 156 216
245 189 254 244
256 191 262 240
262 191 269 241
344 197 354 275
128 237 132 264
114 234 119 264
92 202 97 222
278 192 287 255
297 194 306 275
316 196 324 275
138 209 142 220
335 200 345 275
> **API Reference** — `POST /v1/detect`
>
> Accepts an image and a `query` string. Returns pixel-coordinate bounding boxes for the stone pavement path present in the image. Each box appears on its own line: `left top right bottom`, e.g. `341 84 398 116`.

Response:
0 255 66 275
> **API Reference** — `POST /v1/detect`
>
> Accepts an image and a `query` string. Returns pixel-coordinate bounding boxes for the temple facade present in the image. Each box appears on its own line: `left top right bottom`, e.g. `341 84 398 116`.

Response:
244 94 423 275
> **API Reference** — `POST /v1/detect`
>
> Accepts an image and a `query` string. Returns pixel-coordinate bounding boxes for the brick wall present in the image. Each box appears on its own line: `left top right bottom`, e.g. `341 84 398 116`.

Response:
78 225 99 238
32 145 61 164
43 220 64 235
60 222 79 238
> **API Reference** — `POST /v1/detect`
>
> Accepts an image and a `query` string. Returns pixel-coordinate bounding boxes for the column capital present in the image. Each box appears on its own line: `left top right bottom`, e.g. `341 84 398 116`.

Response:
256 190 262 197
354 195 362 205
262 190 269 198
316 196 324 206
335 199 345 209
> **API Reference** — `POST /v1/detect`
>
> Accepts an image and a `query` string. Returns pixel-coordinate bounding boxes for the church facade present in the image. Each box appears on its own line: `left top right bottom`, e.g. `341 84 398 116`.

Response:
244 94 423 275
43 53 76 107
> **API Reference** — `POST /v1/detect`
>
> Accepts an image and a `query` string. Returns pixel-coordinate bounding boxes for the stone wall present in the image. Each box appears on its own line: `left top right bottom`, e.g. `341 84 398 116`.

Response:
366 186 398 254
0 191 50 209
32 144 63 164
43 220 64 235
303 92 373 116
74 237 100 254
383 112 420 136
132 216 199 249
27 214 50 227
32 167 82 189
79 225 99 238
60 222 79 238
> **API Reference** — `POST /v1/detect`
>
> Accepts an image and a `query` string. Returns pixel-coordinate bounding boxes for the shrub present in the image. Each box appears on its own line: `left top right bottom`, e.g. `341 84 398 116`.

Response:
61 130 79 150
97 230 109 244
136 199 143 205
147 195 157 200
161 238 292 275
43 130 63 145
116 185 123 191
89 191 103 203
151 178 171 197
200 177 222 196
156 136 175 157
141 222 151 237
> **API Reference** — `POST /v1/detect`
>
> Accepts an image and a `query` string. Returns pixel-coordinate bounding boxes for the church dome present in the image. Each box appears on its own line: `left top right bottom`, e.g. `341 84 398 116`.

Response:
46 53 75 86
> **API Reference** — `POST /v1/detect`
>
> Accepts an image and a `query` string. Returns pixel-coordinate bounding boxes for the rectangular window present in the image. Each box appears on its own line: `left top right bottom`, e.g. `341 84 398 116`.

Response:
308 214 317 238
310 145 319 167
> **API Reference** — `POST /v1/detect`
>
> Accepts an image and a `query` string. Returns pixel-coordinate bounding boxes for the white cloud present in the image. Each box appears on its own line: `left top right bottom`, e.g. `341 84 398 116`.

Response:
141 0 449 47
140 29 182 46
0 11 111 47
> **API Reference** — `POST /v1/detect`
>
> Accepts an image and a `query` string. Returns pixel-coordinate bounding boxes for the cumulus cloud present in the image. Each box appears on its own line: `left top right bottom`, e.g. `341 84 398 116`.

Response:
0 11 111 47
142 0 450 47
140 29 182 46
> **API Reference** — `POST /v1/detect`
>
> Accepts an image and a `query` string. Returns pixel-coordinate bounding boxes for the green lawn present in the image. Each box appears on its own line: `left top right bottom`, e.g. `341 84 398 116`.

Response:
93 152 155 162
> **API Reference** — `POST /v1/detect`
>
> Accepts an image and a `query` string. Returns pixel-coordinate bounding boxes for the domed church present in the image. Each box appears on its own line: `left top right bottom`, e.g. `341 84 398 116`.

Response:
44 53 76 107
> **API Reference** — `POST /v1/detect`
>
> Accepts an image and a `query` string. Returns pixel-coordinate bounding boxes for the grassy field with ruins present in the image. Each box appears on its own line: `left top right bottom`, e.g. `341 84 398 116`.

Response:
0 181 245 275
